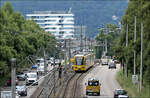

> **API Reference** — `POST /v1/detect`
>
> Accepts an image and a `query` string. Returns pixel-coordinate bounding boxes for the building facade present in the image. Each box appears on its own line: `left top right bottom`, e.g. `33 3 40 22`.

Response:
26 11 74 39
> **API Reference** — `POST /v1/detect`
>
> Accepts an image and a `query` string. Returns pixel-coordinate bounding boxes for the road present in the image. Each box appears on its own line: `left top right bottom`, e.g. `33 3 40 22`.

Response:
82 64 121 98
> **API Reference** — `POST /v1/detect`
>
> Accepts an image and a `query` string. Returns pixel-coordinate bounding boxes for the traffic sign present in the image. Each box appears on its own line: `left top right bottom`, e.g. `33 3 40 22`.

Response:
132 75 138 84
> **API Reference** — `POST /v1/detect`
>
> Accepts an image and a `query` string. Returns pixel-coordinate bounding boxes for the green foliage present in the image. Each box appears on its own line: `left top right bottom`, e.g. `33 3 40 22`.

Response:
117 70 150 97
0 2 57 84
115 0 150 89
95 24 121 57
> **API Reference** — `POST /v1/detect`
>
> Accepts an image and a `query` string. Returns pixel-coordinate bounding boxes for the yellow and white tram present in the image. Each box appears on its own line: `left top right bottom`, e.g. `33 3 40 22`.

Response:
73 53 95 72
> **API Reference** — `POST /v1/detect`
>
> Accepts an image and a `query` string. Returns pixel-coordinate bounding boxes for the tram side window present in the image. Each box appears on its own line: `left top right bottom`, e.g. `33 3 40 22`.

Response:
86 57 90 65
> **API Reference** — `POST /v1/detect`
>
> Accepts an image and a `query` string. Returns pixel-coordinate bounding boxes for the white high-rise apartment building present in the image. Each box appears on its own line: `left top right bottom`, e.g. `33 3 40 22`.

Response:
26 10 74 39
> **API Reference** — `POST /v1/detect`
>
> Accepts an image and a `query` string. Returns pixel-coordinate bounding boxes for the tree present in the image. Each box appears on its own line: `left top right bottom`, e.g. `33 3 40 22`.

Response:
95 24 121 57
0 2 58 82
115 0 150 86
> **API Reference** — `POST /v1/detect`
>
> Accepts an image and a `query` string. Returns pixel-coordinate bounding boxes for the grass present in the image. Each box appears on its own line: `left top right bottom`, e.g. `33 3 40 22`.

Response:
116 70 150 98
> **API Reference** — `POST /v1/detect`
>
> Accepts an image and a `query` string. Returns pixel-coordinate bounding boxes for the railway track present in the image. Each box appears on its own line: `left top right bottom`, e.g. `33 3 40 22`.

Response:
33 63 99 98
36 65 74 98
62 64 98 98
34 69 55 98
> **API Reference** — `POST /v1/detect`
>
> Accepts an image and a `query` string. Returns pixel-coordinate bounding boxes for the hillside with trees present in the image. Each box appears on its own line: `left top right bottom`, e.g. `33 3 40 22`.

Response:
1 0 128 38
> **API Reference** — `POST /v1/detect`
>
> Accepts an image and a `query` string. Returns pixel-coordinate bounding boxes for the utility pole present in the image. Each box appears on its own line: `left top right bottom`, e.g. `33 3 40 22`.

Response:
103 41 105 56
105 39 107 54
120 22 125 74
64 40 67 69
53 56 56 97
85 36 86 51
134 16 136 75
11 58 16 98
126 24 128 77
53 52 56 97
52 44 57 97
139 23 143 92
126 24 128 47
80 25 83 52
44 49 47 74
68 39 71 67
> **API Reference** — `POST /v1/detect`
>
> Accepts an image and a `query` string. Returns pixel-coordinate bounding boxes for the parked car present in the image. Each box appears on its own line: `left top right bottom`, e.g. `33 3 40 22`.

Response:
108 62 116 69
17 72 26 81
16 85 27 96
113 58 119 64
1 91 20 98
26 72 38 86
31 64 38 69
7 78 19 86
101 56 108 65
37 65 44 75
114 89 128 98
36 58 44 64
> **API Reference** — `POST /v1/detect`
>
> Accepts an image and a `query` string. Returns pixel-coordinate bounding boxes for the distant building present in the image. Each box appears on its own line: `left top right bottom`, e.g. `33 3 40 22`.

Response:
26 10 74 39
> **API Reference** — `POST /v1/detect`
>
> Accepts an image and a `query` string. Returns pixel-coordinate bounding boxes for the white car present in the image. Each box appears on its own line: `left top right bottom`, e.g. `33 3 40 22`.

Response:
101 58 108 65
1 91 20 98
37 65 45 74
26 72 38 85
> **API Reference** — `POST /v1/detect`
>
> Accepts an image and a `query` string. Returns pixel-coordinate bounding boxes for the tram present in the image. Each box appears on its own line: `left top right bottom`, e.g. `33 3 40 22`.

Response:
73 53 95 72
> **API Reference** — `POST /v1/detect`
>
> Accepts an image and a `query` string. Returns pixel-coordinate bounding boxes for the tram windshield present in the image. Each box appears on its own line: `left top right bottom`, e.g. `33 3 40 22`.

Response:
76 57 84 65
88 81 99 86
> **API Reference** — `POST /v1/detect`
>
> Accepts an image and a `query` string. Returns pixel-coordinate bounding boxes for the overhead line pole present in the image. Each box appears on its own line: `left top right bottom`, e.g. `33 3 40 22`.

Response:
139 23 143 92
105 39 107 54
80 25 83 52
44 49 47 74
134 16 136 75
126 24 128 77
11 58 16 98
69 39 71 67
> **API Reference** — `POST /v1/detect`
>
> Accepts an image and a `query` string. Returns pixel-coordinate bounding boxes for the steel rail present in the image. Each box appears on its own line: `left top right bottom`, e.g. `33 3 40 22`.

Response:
62 63 98 98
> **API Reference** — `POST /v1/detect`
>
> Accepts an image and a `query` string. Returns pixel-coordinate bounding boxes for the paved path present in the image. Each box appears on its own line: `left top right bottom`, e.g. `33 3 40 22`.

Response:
82 64 121 98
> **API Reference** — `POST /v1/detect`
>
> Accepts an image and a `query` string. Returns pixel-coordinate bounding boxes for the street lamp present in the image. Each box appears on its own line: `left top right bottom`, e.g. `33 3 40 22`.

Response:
10 58 16 98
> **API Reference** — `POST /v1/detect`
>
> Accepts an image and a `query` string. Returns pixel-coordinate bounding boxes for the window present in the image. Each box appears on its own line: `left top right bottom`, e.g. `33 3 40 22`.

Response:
45 16 49 18
39 24 45 26
116 90 127 95
59 16 63 18
59 20 64 23
59 31 64 34
32 16 36 18
51 27 56 29
64 16 73 18
67 20 74 22
45 28 49 30
27 74 37 78
88 81 99 86
76 57 84 65
45 20 56 22
39 16 45 18
35 20 45 23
